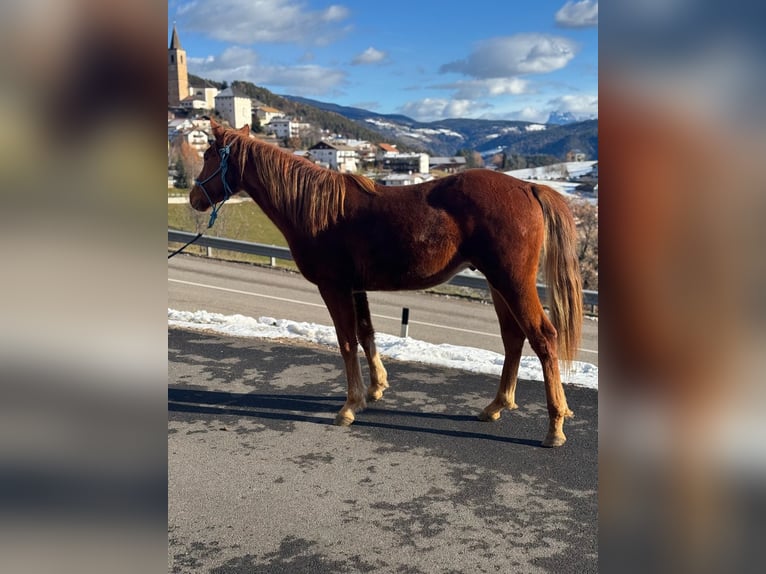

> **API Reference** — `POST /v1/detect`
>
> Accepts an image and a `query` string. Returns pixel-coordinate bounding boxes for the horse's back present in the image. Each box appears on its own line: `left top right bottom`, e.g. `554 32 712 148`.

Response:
422 169 543 233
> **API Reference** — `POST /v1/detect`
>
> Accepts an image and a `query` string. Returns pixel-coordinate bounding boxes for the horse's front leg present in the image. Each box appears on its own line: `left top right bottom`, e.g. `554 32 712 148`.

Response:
319 285 366 426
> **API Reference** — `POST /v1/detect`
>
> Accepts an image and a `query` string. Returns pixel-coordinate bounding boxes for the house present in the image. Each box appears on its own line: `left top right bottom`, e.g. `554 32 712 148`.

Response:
378 173 433 186
173 128 210 154
214 87 252 129
324 137 376 164
376 143 399 160
180 95 208 111
188 80 219 109
308 141 359 172
429 156 467 174
266 118 311 140
168 118 194 142
381 152 429 174
255 106 284 125
566 149 587 162
190 117 211 131
353 142 377 164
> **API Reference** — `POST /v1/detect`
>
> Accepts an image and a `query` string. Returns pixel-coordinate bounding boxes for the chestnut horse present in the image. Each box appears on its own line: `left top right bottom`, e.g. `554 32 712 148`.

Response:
190 119 583 447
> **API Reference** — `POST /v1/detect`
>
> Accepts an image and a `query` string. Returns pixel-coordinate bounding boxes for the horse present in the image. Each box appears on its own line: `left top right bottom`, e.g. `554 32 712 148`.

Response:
189 119 583 447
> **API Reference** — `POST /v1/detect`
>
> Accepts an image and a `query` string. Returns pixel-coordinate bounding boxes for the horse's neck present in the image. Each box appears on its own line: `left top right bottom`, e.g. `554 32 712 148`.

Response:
238 145 298 239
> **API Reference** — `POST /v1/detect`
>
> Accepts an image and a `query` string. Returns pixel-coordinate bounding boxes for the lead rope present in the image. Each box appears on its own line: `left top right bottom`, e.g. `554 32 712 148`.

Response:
168 145 233 260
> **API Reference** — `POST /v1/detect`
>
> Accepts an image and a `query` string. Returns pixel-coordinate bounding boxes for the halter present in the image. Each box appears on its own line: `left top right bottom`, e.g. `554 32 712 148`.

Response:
194 143 234 228
168 143 234 260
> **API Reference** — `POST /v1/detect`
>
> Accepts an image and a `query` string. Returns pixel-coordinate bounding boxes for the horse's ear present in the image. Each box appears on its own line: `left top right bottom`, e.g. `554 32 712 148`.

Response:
210 118 225 141
239 124 250 136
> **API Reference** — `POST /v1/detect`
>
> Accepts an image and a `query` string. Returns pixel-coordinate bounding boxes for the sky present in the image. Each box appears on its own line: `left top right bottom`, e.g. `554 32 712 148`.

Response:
167 0 597 123
168 308 599 389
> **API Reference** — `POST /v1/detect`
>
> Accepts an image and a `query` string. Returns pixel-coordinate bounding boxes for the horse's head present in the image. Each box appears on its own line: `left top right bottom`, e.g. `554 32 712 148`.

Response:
189 119 250 212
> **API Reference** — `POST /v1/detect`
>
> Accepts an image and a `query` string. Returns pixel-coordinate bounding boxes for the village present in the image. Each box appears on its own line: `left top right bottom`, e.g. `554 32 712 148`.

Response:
168 26 597 200
168 27 474 188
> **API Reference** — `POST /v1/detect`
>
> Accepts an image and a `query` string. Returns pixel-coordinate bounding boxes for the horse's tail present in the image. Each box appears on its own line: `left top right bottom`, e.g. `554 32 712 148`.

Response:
531 184 583 365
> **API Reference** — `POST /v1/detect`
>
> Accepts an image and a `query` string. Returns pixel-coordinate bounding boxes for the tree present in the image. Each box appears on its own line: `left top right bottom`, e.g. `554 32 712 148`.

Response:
457 148 484 168
169 139 203 190
569 199 598 290
286 136 302 150
173 158 188 189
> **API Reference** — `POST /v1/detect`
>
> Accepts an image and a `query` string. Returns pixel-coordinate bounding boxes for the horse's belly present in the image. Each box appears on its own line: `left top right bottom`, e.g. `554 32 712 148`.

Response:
360 260 469 291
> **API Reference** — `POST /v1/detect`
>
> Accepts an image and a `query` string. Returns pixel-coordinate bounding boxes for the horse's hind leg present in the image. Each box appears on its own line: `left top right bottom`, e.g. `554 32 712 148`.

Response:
478 288 525 422
353 292 389 401
319 285 367 426
488 277 573 447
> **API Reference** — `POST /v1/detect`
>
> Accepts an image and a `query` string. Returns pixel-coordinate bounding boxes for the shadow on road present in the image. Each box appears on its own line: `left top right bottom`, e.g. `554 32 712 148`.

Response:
168 388 544 447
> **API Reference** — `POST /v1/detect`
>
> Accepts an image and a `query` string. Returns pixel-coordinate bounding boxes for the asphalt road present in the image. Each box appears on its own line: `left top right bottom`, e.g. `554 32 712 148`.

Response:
168 329 597 573
168 254 598 366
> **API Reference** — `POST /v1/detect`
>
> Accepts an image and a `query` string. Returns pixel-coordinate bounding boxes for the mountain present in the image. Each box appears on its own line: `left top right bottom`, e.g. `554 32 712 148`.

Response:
282 95 415 125
547 111 579 125
283 95 597 159
475 119 598 160
188 78 597 159
230 81 421 151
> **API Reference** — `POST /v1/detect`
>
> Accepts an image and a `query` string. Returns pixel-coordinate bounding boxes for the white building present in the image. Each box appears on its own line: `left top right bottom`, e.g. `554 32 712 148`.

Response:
214 87 252 129
378 173 433 186
308 141 358 172
168 118 193 140
380 152 429 174
255 106 284 125
267 118 311 140
188 84 219 109
180 95 208 111
173 128 210 154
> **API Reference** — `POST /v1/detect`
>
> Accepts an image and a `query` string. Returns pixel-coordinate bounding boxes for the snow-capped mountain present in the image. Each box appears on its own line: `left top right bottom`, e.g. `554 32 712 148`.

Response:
283 95 597 159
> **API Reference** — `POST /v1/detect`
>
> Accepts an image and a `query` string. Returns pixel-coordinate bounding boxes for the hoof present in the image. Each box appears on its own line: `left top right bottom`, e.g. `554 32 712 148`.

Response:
334 412 355 426
367 387 384 402
478 410 501 422
542 433 567 448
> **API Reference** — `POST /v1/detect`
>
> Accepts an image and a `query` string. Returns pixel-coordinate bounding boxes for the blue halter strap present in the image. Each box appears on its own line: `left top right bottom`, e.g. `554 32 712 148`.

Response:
193 144 234 228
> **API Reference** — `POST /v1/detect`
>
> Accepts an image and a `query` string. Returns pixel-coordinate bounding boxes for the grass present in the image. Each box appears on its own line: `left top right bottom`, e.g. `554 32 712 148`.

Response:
168 194 299 270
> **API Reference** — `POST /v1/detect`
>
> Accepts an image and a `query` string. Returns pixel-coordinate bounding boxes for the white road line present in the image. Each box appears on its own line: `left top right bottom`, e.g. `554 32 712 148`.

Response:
168 277 598 355
170 278 327 309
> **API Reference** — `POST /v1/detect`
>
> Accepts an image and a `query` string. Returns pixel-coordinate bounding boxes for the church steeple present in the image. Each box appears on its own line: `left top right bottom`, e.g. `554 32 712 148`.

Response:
168 25 188 107
169 25 182 50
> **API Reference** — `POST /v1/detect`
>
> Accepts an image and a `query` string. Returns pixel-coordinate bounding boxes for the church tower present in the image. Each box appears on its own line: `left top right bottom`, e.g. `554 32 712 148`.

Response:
168 25 189 106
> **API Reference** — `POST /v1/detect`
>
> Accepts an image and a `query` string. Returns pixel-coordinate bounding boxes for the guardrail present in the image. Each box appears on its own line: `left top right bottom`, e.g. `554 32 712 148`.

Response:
169 229 598 307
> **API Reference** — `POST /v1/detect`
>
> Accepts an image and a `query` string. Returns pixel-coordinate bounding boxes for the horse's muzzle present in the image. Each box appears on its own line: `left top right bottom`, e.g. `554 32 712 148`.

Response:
189 187 210 212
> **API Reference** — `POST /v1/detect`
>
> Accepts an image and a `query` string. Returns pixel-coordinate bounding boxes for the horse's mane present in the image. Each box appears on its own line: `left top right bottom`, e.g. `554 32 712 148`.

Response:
227 131 377 236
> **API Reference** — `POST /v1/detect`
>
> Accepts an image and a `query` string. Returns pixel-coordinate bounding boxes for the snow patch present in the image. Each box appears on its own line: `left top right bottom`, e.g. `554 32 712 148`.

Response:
168 308 598 390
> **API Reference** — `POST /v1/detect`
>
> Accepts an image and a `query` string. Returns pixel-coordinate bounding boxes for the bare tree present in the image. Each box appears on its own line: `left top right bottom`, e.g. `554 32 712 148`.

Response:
169 139 203 189
569 199 598 290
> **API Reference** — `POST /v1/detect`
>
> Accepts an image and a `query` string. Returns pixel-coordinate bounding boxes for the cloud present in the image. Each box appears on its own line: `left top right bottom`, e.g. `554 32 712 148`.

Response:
398 98 485 122
515 106 549 123
497 93 597 124
433 78 530 99
176 0 351 45
351 46 387 65
188 47 347 96
555 1 598 29
547 93 598 117
440 34 578 79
